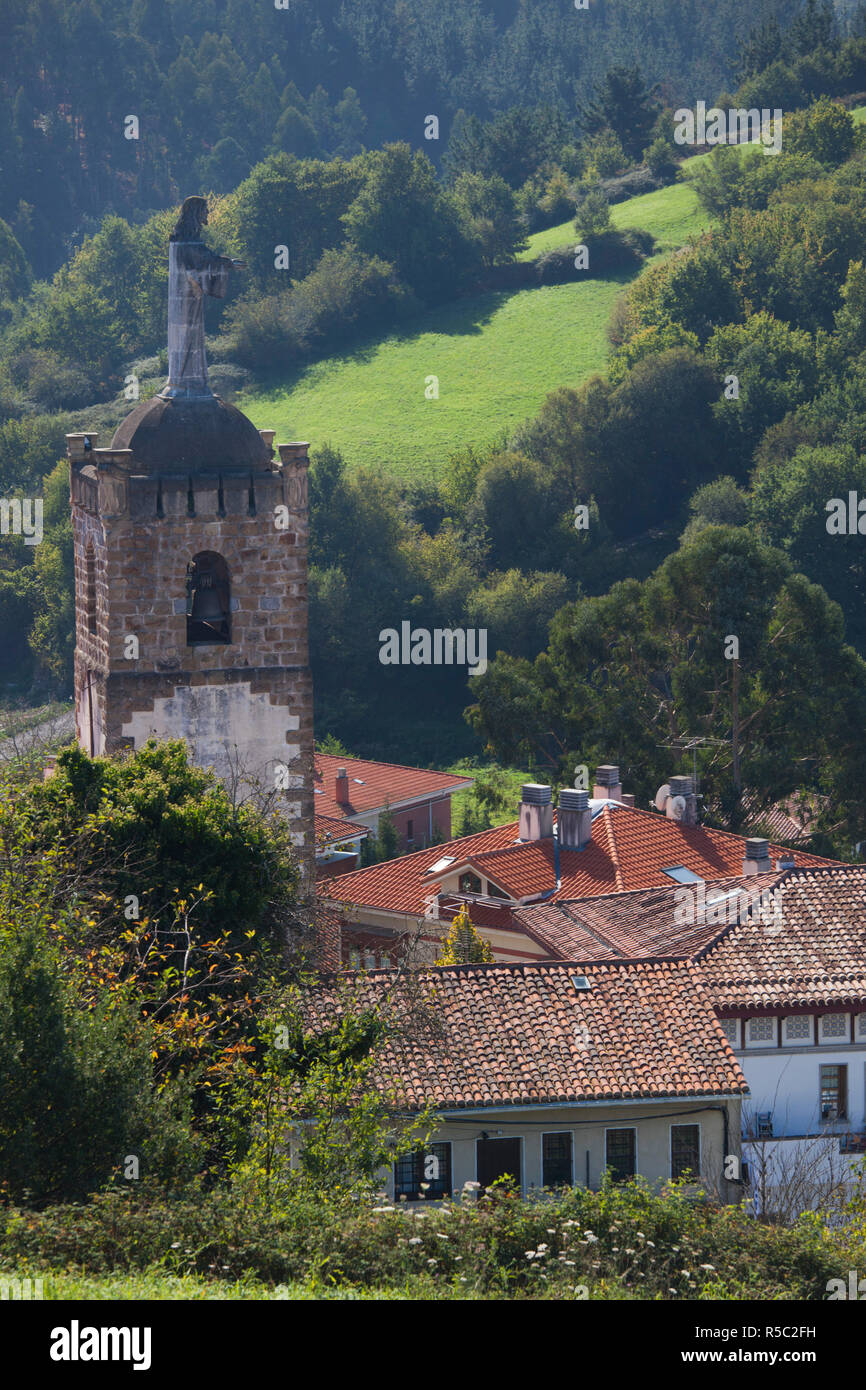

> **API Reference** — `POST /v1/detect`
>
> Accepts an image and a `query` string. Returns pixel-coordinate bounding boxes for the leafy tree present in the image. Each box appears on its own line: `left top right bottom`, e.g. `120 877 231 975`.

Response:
466 526 866 845
785 96 855 166
574 184 612 239
0 216 30 301
343 144 477 301
0 915 197 1203
376 805 400 862
681 476 749 545
451 171 527 267
435 904 494 964
750 442 866 650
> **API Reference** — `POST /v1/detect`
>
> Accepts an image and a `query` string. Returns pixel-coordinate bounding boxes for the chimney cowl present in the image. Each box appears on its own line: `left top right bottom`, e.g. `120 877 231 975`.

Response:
594 765 620 787
593 764 623 801
663 774 699 824
743 836 771 876
557 788 592 850
520 783 552 805
669 775 693 797
558 788 589 812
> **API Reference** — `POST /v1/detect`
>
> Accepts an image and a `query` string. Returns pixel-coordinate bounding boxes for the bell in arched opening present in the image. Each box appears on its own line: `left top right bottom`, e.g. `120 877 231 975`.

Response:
186 551 231 645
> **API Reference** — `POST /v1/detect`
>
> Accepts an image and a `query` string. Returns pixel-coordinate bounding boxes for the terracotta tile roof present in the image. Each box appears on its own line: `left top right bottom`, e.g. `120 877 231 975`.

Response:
320 819 522 914
521 865 866 1014
515 874 783 962
315 813 369 847
695 865 866 1012
320 801 837 917
302 959 748 1109
314 753 472 820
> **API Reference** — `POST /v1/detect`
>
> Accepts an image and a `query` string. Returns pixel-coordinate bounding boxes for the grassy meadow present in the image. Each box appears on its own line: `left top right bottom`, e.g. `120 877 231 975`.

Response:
241 178 711 481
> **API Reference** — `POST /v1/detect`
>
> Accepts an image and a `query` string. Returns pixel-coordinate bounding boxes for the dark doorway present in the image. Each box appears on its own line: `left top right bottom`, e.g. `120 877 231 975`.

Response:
477 1137 521 1192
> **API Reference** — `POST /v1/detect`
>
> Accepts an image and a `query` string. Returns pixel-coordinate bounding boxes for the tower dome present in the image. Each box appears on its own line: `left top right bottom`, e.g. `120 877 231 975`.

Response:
111 394 271 473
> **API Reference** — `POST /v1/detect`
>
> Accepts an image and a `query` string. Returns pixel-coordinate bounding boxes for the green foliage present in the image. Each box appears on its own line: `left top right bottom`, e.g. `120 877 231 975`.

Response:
466 525 866 843
2 1177 857 1300
225 247 413 372
681 476 749 544
0 217 31 302
343 144 478 302
2 740 302 958
0 915 198 1204
750 442 866 650
581 66 658 160
643 136 677 180
451 172 528 268
575 184 612 239
785 96 855 166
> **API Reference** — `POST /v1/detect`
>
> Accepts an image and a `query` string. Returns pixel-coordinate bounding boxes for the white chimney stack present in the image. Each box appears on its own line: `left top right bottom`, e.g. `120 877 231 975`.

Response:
519 783 553 841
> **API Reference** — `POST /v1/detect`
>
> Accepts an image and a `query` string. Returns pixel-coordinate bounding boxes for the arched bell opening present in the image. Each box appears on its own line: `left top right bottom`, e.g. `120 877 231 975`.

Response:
186 551 231 645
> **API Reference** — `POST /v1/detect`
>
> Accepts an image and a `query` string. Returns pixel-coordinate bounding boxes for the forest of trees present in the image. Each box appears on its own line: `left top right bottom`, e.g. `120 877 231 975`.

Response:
0 0 817 277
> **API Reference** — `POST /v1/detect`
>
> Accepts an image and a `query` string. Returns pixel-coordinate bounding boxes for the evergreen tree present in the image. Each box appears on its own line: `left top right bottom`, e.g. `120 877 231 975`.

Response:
435 904 495 965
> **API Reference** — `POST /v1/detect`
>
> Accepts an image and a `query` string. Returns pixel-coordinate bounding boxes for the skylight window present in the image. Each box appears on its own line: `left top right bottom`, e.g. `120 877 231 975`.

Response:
570 974 591 991
662 866 704 885
428 856 456 875
314 788 323 794
353 777 365 784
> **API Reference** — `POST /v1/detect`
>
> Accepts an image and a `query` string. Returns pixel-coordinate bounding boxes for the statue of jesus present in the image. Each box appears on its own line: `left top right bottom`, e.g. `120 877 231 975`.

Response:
160 196 245 399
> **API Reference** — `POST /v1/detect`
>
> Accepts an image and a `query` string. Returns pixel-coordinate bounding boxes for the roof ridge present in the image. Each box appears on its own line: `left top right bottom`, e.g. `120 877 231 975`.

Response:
600 803 626 893
314 750 472 781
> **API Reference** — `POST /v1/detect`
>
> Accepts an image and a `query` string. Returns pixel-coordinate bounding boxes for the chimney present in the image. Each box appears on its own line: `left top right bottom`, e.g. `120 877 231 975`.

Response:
593 765 622 800
743 837 771 876
518 783 553 841
335 767 349 804
666 775 698 825
557 788 592 850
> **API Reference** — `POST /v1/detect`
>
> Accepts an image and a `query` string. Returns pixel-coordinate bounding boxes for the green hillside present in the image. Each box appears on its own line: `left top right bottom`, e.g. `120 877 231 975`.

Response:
241 179 710 480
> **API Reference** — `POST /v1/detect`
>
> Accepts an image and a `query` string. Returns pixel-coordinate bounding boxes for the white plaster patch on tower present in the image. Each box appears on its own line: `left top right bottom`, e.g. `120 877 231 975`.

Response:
121 681 303 789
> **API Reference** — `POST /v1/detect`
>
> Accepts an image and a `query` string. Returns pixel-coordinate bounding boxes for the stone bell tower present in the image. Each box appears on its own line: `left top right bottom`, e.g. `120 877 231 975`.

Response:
68 197 314 884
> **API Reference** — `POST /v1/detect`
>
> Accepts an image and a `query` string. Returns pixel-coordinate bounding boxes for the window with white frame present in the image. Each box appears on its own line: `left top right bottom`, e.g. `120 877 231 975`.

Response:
820 1013 849 1043
747 1016 775 1046
783 1015 812 1045
720 1019 740 1047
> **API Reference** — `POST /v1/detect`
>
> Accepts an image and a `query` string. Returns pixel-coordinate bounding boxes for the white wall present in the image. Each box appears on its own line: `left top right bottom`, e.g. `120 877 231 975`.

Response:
736 1046 866 1136
382 1098 739 1199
